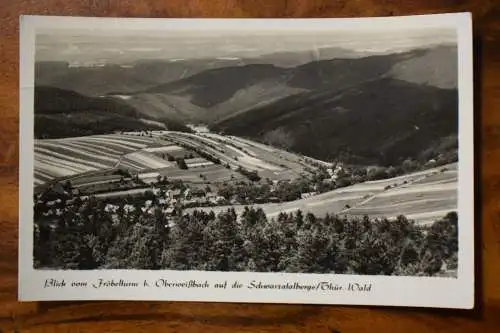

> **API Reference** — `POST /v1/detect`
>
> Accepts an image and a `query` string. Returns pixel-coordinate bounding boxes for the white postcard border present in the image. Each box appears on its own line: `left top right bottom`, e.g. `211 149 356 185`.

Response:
19 13 474 308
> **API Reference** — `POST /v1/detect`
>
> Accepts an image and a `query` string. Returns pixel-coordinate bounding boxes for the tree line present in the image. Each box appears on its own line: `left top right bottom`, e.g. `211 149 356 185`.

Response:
34 197 458 276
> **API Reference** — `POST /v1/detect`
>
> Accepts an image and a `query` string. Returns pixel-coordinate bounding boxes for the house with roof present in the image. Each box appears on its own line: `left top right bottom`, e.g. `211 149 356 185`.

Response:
166 189 182 199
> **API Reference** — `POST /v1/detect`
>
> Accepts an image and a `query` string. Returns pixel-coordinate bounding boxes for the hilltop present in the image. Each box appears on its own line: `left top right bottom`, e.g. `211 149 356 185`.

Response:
34 86 191 139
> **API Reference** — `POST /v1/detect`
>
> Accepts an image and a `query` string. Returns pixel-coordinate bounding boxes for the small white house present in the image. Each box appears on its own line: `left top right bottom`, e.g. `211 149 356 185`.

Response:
124 204 136 213
300 192 318 199
166 189 182 199
138 172 161 184
163 207 175 215
104 204 119 213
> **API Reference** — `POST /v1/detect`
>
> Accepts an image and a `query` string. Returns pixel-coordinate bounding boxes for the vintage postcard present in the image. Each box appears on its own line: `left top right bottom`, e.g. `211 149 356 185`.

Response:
19 13 474 308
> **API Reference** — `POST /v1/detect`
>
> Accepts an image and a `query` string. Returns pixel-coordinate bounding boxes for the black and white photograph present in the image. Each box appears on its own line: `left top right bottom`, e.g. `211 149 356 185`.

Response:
19 14 474 307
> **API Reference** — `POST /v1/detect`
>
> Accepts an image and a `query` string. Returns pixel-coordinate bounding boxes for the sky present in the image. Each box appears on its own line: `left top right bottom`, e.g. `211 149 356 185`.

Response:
35 28 456 64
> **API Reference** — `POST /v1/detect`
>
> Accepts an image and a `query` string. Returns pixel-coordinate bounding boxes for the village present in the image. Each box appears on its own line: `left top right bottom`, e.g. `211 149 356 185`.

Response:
34 178 227 226
32 159 350 230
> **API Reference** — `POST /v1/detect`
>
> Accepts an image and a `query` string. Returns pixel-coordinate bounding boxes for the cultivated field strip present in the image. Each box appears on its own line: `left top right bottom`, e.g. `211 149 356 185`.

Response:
104 134 159 144
143 145 184 153
50 141 122 158
74 137 146 150
35 159 96 178
189 134 221 147
56 140 128 156
37 142 119 164
158 164 244 183
35 146 110 168
120 151 174 171
204 133 274 153
118 159 146 171
35 156 97 174
70 174 122 184
34 169 54 181
185 157 214 168
223 144 282 171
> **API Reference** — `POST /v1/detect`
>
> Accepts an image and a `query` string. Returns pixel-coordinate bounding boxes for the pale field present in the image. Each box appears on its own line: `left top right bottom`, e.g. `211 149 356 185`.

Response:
158 164 245 183
203 133 315 172
177 132 311 177
185 164 458 224
34 134 159 184
121 151 174 170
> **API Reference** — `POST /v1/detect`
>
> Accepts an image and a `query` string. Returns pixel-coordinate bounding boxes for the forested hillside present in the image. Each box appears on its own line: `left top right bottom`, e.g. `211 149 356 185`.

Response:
34 86 191 138
213 78 458 166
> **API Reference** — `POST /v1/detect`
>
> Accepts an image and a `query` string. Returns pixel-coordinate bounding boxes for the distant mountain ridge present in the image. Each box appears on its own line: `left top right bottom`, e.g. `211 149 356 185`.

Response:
119 45 457 124
35 45 456 97
388 45 457 89
34 46 361 97
35 44 458 166
35 45 457 126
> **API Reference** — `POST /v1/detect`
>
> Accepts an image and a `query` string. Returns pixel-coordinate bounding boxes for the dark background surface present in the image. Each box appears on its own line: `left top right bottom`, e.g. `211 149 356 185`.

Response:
0 1 499 332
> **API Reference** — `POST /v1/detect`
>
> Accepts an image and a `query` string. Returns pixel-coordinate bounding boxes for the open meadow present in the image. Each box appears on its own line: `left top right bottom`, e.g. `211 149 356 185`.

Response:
185 163 457 224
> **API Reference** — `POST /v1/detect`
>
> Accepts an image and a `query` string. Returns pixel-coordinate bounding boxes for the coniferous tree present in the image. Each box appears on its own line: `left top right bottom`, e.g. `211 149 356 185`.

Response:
33 188 458 277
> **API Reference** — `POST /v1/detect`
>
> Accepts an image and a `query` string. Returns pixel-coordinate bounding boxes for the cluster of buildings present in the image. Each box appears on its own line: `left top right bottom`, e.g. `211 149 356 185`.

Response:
326 163 345 182
36 178 229 226
100 185 228 224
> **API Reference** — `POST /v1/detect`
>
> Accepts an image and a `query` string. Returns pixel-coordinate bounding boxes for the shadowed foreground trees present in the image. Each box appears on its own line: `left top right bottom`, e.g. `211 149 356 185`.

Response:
33 198 458 276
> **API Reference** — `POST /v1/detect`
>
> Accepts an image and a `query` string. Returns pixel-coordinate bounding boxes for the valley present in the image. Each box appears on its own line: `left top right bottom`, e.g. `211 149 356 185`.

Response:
33 42 459 226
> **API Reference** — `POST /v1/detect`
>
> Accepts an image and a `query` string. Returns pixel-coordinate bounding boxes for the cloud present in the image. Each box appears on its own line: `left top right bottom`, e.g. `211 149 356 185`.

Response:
35 27 456 62
59 44 81 55
216 57 241 60
129 47 163 52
